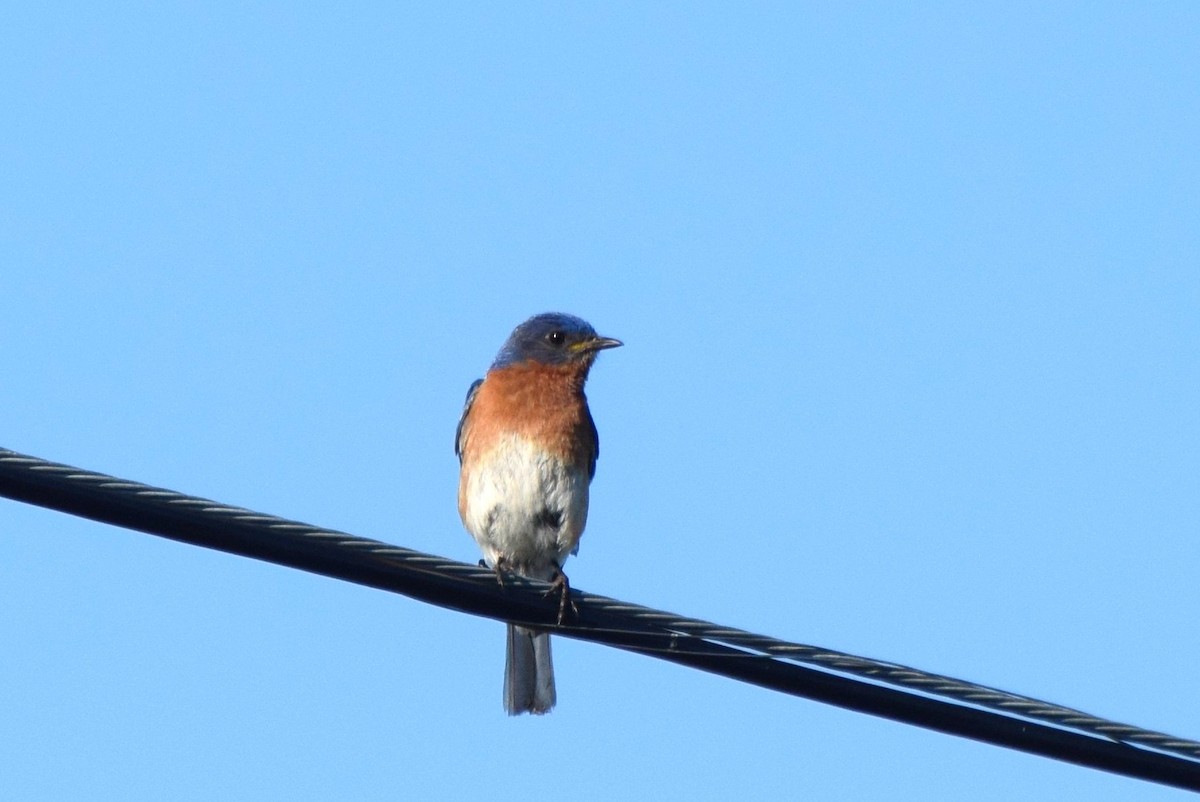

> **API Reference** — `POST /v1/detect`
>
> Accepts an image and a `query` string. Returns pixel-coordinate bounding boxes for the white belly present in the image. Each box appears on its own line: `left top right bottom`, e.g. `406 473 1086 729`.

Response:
462 434 589 578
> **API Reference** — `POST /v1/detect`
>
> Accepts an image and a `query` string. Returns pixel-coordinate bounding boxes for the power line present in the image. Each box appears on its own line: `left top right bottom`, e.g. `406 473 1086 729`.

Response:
1 447 1198 794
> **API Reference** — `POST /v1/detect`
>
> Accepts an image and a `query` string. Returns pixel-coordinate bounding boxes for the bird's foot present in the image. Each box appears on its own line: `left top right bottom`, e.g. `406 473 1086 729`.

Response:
490 556 512 588
545 564 578 626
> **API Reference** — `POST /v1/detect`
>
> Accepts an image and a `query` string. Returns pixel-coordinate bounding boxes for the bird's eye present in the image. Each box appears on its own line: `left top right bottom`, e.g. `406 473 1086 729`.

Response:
546 330 565 346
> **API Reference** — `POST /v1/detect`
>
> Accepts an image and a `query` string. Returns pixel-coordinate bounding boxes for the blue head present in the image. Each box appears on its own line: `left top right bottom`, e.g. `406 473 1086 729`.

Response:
491 312 622 370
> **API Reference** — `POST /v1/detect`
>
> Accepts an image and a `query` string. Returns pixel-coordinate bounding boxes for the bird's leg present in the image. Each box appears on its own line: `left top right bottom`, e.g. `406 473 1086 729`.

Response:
545 562 578 625
490 555 511 588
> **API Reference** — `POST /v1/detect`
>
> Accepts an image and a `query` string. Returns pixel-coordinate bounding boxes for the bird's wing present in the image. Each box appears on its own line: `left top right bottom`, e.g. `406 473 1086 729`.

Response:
585 403 599 480
454 378 484 463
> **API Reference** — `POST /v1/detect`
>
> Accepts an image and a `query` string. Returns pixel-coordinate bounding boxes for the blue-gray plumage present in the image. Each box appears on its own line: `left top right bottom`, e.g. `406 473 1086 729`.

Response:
455 312 621 714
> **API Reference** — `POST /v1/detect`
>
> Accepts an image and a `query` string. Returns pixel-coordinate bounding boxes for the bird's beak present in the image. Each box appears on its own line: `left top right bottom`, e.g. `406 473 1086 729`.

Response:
573 336 623 354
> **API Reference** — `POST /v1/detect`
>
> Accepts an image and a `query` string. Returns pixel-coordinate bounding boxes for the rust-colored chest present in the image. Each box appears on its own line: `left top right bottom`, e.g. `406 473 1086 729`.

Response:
464 361 595 466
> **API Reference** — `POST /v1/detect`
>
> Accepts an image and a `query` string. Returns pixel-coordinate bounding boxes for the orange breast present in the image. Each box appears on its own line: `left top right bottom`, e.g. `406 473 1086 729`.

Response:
462 361 595 467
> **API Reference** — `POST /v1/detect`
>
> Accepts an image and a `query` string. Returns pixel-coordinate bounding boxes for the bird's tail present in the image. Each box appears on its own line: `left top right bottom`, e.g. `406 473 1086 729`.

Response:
504 624 556 715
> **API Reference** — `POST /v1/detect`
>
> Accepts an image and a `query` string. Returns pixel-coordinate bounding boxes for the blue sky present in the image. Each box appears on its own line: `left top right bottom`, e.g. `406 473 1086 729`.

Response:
3 3 1198 799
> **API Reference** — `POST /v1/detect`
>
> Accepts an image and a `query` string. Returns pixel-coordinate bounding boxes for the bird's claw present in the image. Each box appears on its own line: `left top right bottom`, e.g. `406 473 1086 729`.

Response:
490 556 511 588
545 566 578 626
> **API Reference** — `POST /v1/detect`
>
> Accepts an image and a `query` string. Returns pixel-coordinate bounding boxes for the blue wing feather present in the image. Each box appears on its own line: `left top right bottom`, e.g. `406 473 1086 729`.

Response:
455 378 483 462
585 402 599 480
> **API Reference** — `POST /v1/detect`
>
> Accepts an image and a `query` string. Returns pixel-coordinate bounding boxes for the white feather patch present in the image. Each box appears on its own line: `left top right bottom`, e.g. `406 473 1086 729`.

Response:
462 433 589 578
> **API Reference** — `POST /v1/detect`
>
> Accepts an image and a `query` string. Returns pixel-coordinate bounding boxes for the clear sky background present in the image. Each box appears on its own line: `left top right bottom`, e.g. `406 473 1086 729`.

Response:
3 3 1198 800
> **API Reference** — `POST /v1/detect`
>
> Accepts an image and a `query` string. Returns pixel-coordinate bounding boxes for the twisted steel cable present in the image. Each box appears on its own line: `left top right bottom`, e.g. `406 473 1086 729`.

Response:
1 447 1198 793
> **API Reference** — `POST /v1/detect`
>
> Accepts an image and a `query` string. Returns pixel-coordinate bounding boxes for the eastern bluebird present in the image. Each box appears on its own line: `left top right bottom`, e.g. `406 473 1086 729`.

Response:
455 312 621 715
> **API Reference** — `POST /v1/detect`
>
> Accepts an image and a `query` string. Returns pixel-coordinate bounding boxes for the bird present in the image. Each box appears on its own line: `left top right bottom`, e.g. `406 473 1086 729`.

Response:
455 312 622 715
